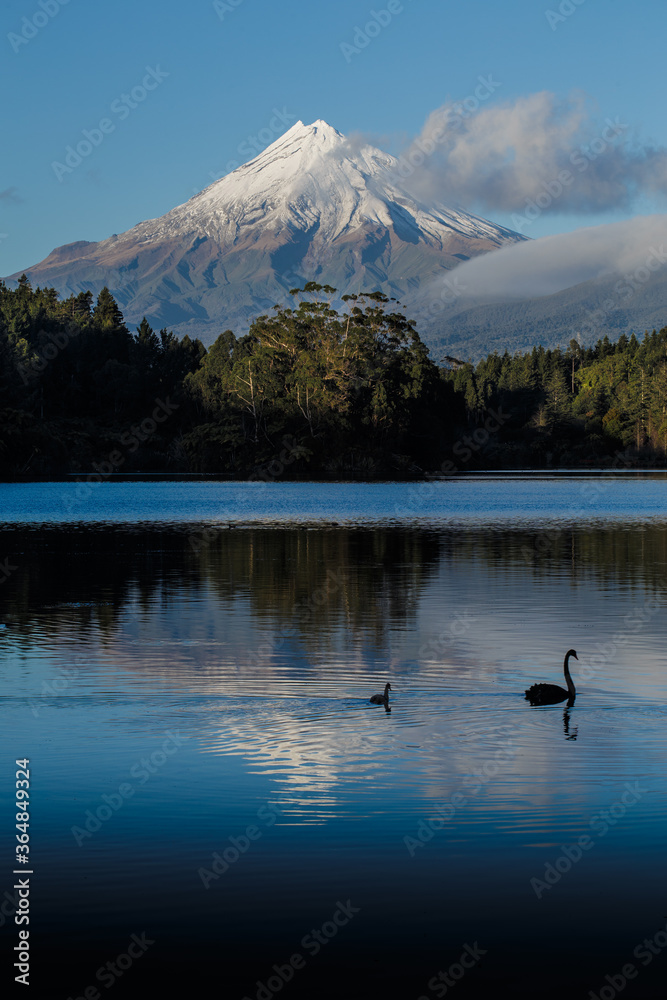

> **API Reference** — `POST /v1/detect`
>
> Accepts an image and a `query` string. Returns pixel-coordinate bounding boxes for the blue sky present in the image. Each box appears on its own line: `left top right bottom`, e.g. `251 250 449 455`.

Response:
1 0 666 277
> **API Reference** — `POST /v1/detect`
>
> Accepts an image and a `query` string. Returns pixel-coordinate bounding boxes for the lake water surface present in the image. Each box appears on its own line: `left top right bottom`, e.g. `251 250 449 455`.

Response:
2 477 667 998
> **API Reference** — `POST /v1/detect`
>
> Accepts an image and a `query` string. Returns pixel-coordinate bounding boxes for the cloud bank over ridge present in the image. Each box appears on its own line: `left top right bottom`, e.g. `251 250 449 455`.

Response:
438 215 667 301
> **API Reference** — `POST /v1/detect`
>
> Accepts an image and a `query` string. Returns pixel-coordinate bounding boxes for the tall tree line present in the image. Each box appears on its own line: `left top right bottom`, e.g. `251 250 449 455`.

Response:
445 332 667 465
1 276 666 475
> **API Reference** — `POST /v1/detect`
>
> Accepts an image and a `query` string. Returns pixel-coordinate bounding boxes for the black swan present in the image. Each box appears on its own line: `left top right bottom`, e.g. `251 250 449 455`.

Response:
370 683 392 705
525 650 578 706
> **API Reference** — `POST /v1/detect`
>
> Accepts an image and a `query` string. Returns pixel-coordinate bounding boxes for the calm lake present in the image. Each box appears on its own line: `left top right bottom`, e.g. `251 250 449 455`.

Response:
2 477 667 998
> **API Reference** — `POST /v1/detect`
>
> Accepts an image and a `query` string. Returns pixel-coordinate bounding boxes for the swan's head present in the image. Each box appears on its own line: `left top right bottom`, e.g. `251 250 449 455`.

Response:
385 683 392 692
566 649 578 659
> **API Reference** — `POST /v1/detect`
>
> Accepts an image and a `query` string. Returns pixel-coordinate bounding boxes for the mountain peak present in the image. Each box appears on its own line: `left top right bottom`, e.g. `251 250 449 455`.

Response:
241 117 347 174
281 118 344 139
308 118 344 137
308 119 346 147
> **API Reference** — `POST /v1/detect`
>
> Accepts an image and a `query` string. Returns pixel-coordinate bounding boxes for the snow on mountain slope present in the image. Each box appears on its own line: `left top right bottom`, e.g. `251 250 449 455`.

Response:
9 120 527 342
107 119 520 250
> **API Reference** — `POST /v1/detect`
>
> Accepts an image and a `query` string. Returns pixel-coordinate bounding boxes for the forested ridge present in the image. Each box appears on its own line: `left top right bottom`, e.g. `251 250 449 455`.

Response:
1 276 667 477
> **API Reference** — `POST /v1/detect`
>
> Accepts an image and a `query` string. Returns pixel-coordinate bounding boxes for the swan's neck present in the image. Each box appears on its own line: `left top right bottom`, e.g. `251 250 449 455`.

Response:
384 685 390 701
563 654 576 697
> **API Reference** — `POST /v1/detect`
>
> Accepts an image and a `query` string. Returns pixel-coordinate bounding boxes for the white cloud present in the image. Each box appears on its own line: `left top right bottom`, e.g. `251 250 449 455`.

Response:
390 92 667 217
445 215 667 299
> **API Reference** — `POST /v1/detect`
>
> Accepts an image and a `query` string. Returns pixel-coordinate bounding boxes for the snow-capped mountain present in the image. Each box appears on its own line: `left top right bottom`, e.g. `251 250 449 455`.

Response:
9 120 527 341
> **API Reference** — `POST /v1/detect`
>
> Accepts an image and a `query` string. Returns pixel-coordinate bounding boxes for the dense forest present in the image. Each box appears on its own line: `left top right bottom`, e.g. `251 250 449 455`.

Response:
1 275 667 477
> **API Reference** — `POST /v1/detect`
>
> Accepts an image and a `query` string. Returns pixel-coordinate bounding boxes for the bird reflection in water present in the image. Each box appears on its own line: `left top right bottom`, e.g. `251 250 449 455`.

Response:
563 706 578 741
